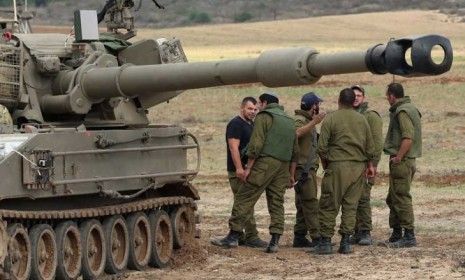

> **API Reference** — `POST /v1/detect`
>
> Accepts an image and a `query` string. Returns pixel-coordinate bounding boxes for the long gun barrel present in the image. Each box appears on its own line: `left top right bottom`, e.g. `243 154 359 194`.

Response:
43 35 452 115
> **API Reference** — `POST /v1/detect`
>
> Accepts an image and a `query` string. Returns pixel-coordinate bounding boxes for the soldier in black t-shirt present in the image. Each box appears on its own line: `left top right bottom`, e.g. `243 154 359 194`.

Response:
224 96 267 248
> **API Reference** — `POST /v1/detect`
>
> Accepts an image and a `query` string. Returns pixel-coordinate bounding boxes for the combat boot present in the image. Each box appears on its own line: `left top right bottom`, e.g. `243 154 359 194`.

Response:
390 229 417 248
349 230 360 244
387 227 403 243
244 237 268 248
338 234 353 254
210 230 241 248
293 233 312 248
265 233 281 253
309 236 321 247
316 237 333 255
357 230 373 246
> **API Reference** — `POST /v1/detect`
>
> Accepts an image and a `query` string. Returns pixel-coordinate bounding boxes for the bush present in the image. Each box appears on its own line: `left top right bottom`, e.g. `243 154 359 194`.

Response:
188 11 212 24
234 12 253 23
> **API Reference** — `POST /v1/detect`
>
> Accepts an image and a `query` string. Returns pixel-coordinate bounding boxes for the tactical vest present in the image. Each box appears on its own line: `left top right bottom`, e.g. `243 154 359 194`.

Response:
384 98 422 158
260 104 296 161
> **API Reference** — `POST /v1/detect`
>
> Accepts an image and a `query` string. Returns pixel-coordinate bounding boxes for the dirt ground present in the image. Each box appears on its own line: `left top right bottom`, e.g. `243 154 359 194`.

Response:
124 174 465 280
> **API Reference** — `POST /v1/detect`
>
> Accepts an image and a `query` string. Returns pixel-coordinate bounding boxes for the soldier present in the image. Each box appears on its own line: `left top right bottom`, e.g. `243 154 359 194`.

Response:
316 88 375 255
225 96 267 248
0 104 12 125
384 83 421 248
292 92 326 247
211 92 299 253
350 85 383 246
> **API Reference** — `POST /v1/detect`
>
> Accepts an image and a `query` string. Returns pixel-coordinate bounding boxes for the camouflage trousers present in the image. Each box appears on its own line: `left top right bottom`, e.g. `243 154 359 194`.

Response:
319 161 365 238
355 178 374 232
229 156 290 235
228 172 259 242
293 168 320 239
386 158 416 230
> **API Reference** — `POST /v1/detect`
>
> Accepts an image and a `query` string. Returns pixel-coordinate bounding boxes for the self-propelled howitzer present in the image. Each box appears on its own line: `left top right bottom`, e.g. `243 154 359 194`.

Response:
0 10 453 280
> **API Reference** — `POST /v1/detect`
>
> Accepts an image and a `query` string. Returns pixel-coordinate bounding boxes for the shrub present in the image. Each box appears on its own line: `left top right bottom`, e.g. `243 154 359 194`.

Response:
188 11 212 24
234 12 253 23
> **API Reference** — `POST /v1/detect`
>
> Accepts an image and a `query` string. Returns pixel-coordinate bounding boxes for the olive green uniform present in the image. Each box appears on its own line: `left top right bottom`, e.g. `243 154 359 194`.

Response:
355 102 383 232
228 172 259 241
229 103 298 235
318 108 375 238
384 97 422 230
0 105 12 125
293 110 320 239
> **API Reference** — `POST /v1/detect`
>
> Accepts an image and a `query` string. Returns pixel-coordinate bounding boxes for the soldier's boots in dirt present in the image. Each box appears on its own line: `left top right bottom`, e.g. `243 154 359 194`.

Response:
390 229 417 248
387 227 403 243
210 230 241 248
244 237 268 248
293 234 312 248
293 234 322 248
350 230 361 244
338 234 353 254
357 230 373 246
316 237 333 255
265 233 281 253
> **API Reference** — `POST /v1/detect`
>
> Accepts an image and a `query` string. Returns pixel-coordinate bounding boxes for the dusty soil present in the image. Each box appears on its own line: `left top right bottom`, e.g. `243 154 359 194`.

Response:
123 175 465 280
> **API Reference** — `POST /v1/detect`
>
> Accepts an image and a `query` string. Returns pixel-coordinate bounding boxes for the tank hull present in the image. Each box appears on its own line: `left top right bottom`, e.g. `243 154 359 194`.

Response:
0 126 200 278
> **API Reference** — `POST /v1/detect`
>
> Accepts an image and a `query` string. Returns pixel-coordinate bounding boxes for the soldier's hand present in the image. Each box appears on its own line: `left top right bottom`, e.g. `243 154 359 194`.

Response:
239 168 250 183
235 168 245 180
390 155 402 164
288 177 296 189
313 111 327 124
365 165 376 178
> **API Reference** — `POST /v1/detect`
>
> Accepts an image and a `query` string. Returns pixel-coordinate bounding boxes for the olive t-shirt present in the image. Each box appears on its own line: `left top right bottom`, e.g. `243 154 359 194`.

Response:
226 116 253 172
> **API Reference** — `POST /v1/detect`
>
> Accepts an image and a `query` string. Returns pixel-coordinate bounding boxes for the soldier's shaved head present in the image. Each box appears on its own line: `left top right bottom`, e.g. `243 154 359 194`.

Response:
338 88 355 107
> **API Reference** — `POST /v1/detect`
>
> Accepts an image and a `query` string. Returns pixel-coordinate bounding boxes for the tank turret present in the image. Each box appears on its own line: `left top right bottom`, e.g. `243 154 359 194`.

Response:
0 1 454 279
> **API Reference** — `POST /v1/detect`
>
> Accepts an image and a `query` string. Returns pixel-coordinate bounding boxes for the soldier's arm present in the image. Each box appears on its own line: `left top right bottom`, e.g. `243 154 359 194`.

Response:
295 112 325 138
227 138 243 171
365 118 376 161
363 118 377 177
246 113 271 159
392 111 414 162
289 134 299 185
317 116 331 169
367 112 383 165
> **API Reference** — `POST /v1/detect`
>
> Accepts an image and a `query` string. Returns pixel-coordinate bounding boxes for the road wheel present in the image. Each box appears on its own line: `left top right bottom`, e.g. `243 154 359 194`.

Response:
29 224 57 280
80 219 105 280
149 210 173 268
103 215 129 274
55 221 81 280
171 206 195 249
127 212 151 270
5 223 31 280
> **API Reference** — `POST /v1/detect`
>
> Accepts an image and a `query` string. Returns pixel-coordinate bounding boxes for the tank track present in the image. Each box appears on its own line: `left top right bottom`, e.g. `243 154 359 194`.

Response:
0 196 195 220
0 196 198 279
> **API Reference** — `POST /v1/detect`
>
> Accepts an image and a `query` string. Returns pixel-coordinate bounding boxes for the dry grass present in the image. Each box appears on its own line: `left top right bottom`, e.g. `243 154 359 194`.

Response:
135 10 465 60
